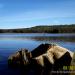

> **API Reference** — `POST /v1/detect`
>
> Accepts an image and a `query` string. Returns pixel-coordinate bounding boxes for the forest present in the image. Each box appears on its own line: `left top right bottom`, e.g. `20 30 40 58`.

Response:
0 24 75 33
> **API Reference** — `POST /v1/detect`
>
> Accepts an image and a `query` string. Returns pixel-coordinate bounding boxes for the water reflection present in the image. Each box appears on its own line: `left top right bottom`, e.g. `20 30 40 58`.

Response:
0 33 75 42
0 33 75 75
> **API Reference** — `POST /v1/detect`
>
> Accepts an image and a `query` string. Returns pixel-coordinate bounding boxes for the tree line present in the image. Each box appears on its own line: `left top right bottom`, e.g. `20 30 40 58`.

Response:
0 24 75 33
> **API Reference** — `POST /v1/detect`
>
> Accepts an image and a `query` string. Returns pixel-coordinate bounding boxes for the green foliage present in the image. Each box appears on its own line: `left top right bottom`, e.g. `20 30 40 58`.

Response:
0 24 75 33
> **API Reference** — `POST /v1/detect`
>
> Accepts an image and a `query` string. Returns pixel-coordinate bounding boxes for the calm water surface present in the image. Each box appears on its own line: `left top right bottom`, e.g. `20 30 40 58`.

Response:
0 33 75 75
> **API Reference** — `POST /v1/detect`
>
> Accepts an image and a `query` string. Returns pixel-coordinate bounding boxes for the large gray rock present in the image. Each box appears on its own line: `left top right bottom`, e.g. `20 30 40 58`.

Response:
8 44 74 75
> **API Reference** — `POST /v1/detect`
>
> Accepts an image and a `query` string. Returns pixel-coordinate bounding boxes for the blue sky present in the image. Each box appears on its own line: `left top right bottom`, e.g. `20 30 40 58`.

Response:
0 0 75 29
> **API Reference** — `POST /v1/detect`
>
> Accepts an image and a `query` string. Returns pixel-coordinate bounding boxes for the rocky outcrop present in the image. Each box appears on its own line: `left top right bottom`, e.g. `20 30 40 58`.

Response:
8 44 74 75
8 48 32 68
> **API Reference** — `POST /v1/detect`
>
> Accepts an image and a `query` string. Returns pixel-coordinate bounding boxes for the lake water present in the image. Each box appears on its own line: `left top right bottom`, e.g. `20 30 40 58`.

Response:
0 33 75 75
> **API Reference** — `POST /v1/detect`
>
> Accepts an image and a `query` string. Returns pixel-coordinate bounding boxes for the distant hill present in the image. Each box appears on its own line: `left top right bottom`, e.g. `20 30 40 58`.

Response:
0 24 75 33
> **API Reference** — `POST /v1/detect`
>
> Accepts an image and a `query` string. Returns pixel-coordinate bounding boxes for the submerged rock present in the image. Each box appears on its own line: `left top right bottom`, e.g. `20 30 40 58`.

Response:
8 43 74 75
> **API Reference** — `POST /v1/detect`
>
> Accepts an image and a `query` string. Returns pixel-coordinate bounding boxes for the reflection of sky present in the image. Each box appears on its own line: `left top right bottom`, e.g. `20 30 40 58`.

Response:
0 33 75 52
0 33 75 75
0 33 75 42
0 33 75 37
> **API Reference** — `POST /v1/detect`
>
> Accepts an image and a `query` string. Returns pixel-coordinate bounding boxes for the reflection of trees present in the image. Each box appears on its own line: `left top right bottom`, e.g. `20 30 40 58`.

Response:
3 34 75 42
27 36 75 42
